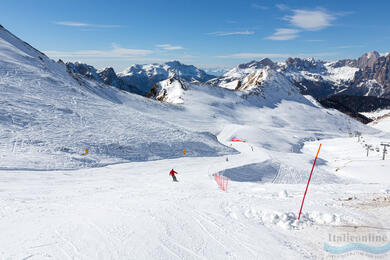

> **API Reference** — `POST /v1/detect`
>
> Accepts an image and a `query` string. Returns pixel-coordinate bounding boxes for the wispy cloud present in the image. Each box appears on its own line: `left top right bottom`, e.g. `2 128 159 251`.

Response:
252 4 268 10
55 21 121 28
276 4 289 11
266 8 337 41
217 52 336 59
209 30 255 36
44 46 152 59
265 28 300 40
156 44 184 50
217 53 290 59
335 45 365 49
284 9 335 31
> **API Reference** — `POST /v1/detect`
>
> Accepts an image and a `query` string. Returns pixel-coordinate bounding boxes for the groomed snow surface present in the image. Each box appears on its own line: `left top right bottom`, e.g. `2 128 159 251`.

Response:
1 136 390 259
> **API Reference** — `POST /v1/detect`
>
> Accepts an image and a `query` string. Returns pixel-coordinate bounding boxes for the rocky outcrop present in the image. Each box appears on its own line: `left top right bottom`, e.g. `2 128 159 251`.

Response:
66 62 141 94
146 77 187 104
66 62 102 82
207 58 277 90
348 53 390 98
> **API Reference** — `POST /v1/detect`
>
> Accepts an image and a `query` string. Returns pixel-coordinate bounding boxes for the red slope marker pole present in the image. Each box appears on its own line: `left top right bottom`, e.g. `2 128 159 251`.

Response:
225 176 228 192
298 144 322 220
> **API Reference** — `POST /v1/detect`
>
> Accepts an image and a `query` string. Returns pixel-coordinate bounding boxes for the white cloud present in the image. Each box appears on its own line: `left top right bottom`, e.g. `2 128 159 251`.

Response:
265 28 300 40
252 4 268 10
276 4 289 11
209 30 255 36
156 44 184 50
285 10 335 31
217 52 336 59
55 21 120 28
44 46 152 59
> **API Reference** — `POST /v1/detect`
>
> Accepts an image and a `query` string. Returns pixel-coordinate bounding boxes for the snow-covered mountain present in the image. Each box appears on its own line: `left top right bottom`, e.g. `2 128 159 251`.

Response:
207 52 389 102
347 51 390 97
201 66 230 76
148 66 305 109
208 58 277 89
0 24 381 172
0 26 232 170
66 62 142 94
65 50 390 103
277 57 358 98
66 60 215 96
280 51 390 99
118 61 215 95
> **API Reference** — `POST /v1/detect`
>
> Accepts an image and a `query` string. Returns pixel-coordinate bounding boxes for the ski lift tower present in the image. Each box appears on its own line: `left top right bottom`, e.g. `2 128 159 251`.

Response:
365 144 373 157
355 131 362 142
380 142 390 160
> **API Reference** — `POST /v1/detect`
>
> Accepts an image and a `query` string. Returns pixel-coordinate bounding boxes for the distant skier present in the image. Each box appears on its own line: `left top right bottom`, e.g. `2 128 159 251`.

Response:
169 169 178 182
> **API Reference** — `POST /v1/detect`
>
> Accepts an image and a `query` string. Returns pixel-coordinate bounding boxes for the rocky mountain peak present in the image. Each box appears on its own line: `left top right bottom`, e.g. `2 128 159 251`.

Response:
284 57 325 72
146 77 187 104
237 58 277 70
98 67 118 83
357 50 380 69
66 62 102 83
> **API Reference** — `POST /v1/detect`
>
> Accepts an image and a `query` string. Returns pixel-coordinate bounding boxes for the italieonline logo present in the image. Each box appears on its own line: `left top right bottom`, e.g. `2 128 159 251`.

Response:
324 228 390 257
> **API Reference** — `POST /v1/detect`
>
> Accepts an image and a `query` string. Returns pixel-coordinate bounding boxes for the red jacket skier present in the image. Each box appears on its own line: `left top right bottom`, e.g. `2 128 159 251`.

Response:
169 169 178 182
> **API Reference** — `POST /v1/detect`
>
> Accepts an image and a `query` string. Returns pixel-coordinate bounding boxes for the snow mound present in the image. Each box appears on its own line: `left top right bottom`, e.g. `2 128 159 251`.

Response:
242 209 348 230
261 211 344 230
278 190 288 198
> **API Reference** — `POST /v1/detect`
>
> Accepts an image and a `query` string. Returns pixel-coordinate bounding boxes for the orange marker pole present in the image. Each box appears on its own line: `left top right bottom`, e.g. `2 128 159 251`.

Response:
298 144 322 220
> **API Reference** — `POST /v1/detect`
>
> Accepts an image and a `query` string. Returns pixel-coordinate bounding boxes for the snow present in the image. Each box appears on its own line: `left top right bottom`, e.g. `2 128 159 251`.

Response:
323 63 359 82
362 109 390 120
1 137 390 258
302 137 390 183
365 110 390 132
152 78 186 104
283 61 358 85
0 27 232 170
117 61 215 94
1 26 390 259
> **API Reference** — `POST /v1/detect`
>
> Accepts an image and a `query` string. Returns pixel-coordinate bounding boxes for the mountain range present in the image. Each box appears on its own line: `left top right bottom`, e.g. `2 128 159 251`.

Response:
1 24 370 169
66 60 215 96
65 50 390 110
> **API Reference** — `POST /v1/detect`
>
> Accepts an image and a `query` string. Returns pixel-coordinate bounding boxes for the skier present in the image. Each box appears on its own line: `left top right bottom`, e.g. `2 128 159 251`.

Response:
169 169 178 182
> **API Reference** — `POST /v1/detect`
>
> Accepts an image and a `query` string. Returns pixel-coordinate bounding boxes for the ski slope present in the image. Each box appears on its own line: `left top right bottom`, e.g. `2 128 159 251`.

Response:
1 26 390 259
364 110 390 133
1 136 390 259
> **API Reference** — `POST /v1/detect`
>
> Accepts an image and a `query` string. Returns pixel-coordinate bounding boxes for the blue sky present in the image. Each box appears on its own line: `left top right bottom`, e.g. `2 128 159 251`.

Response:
2 0 390 71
